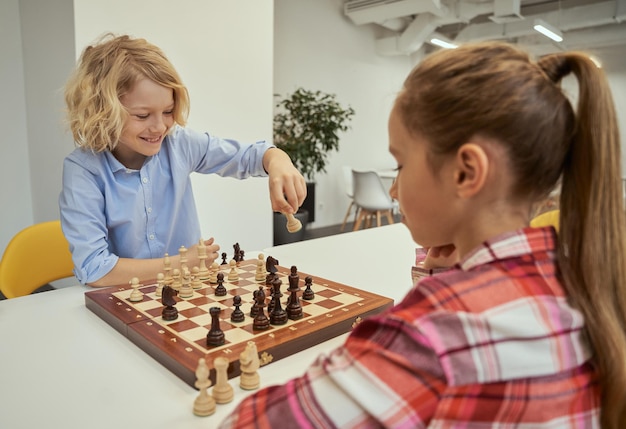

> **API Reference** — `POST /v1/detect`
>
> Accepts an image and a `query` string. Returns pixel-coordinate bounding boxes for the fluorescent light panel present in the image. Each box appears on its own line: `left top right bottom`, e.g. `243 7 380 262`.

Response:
430 38 458 49
533 19 563 42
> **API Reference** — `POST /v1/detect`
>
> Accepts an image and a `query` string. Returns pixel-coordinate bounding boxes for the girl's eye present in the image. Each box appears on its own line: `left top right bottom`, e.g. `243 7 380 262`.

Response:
135 114 149 120
164 110 174 115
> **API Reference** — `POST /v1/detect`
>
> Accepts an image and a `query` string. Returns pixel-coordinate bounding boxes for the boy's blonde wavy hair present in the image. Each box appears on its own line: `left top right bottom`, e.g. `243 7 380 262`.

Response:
64 34 190 152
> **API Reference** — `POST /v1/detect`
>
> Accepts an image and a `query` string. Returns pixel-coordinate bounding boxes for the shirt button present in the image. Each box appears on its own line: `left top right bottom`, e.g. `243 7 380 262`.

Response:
149 234 155 240
142 177 148 184
147 207 152 213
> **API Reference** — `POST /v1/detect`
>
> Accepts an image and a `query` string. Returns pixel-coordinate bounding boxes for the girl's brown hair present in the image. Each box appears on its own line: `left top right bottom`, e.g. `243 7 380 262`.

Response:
64 34 190 152
396 42 626 428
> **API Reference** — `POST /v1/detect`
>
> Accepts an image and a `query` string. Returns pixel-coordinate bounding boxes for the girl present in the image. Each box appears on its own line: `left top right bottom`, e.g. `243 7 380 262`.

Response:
60 34 306 287
220 42 626 428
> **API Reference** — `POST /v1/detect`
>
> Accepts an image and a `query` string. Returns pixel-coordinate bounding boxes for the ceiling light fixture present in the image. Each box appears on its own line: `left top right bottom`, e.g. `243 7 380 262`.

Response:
533 19 563 42
429 38 458 49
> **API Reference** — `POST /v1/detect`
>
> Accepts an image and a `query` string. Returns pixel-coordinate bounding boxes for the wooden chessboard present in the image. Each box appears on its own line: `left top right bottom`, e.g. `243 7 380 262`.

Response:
85 257 393 388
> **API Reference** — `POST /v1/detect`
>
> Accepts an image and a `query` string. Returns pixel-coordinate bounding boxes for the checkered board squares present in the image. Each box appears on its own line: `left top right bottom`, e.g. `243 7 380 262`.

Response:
85 259 393 388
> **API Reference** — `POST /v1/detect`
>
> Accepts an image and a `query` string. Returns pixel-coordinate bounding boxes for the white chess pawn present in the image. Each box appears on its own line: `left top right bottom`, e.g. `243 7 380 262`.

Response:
255 255 265 282
163 253 173 286
128 277 144 302
155 273 165 297
179 268 194 298
227 259 239 282
209 261 219 284
172 268 182 291
191 266 203 290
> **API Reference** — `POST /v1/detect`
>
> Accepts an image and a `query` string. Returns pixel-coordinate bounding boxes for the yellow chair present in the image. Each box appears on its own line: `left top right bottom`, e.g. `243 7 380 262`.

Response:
530 209 560 232
0 220 74 299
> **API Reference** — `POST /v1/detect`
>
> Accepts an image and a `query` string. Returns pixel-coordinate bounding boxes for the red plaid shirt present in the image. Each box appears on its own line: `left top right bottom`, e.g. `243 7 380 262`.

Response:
220 227 600 428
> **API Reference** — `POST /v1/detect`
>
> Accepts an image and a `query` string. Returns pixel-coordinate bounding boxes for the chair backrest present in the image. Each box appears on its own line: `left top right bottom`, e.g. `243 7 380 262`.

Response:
352 170 394 211
530 209 560 232
0 220 74 298
342 165 353 198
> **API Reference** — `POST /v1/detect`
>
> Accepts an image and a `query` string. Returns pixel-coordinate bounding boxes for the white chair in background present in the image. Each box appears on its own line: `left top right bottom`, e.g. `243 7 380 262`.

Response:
351 170 396 231
340 165 358 231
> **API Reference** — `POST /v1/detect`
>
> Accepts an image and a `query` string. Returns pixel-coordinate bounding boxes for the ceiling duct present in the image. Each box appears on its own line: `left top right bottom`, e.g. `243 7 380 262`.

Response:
489 0 524 24
344 0 445 25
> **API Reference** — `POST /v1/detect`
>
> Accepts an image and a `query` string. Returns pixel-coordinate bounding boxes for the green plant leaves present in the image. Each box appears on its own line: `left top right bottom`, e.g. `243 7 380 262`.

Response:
273 88 355 181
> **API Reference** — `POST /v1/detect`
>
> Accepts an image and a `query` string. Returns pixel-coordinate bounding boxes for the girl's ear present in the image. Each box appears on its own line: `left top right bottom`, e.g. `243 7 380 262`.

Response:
454 143 488 198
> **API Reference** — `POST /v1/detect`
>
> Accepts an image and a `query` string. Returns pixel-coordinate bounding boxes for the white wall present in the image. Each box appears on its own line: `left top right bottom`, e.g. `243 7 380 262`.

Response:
274 0 411 228
0 0 35 258
72 0 275 253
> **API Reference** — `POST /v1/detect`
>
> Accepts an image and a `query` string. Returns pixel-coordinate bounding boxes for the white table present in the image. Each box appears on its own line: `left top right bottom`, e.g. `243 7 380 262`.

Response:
0 224 416 429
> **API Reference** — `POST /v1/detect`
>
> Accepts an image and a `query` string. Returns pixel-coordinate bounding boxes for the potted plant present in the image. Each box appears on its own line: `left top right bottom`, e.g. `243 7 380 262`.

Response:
273 88 355 231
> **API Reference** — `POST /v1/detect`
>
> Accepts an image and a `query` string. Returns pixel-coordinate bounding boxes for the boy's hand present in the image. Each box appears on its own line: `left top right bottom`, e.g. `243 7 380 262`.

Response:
423 244 458 269
264 148 307 214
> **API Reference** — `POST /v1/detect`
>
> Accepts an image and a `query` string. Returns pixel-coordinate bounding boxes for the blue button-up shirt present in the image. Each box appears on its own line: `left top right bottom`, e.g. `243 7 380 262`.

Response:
59 126 272 284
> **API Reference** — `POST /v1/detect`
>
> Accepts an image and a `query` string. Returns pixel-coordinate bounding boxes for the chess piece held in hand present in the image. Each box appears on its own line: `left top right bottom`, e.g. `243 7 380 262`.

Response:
284 212 302 233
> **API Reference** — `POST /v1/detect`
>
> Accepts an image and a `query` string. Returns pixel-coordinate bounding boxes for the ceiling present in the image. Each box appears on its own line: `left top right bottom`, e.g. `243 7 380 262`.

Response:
343 0 626 60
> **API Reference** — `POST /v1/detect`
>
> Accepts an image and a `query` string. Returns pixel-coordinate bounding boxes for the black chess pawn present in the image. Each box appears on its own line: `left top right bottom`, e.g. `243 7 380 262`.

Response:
302 276 315 300
206 307 225 346
269 279 287 325
221 252 228 265
215 272 227 296
230 295 245 323
161 285 179 321
252 286 270 330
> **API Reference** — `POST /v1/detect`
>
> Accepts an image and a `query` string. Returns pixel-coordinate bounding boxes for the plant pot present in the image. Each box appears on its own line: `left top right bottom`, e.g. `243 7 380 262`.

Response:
273 210 308 246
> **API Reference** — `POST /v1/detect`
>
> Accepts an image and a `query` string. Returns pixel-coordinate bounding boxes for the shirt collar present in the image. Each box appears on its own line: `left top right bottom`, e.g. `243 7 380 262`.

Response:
459 226 558 271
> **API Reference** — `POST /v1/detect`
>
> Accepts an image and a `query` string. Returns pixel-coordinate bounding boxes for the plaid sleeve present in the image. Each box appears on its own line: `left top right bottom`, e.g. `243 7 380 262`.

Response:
218 313 446 429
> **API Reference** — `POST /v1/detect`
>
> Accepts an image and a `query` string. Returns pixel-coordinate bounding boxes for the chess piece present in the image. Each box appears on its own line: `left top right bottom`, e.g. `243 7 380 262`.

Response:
193 358 216 416
232 242 241 263
285 212 302 233
269 279 287 325
265 256 279 286
227 259 239 282
215 272 227 297
220 252 228 265
179 245 188 272
209 261 219 284
255 254 266 282
128 277 144 302
155 272 165 297
212 357 234 404
163 253 173 286
239 341 260 390
286 271 303 320
250 289 259 318
252 286 270 330
230 295 245 323
161 285 179 320
197 239 210 281
302 275 315 300
179 268 194 298
238 250 245 266
206 307 225 346
171 268 182 291
191 266 203 290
